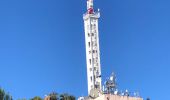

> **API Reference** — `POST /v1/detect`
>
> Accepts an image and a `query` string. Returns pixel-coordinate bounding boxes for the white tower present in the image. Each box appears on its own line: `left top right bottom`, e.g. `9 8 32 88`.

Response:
83 0 102 96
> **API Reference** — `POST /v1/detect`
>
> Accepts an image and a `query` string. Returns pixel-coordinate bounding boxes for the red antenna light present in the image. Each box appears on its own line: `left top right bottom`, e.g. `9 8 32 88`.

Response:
87 0 94 14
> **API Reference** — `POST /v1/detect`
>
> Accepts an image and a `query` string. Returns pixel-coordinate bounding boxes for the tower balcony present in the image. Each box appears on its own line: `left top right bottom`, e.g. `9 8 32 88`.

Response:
83 11 100 20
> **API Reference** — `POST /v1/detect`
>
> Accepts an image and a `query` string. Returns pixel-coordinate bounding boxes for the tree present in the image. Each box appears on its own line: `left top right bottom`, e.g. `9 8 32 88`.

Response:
0 88 13 100
4 93 12 100
146 98 150 100
60 93 75 100
49 92 58 100
31 96 43 100
68 95 76 100
60 93 68 100
0 88 5 100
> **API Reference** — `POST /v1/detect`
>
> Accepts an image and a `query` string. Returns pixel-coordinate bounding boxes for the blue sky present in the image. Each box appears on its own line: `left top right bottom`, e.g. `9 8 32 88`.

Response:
0 0 170 100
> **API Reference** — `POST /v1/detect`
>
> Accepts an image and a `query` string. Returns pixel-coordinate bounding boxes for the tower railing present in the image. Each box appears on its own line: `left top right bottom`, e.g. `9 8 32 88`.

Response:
83 11 100 18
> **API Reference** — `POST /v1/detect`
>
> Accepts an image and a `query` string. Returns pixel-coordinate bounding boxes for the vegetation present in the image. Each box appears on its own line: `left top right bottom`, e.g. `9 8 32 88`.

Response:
48 92 58 100
45 92 76 100
0 88 5 100
60 93 75 100
0 87 76 100
146 98 150 100
0 88 13 100
31 96 43 100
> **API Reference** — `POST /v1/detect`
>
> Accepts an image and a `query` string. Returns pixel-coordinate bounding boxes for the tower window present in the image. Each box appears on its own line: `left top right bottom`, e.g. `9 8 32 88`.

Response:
91 33 94 36
94 24 96 28
91 85 93 89
94 67 96 71
96 63 98 66
91 76 92 82
88 33 90 37
94 43 97 46
89 59 91 65
90 68 92 71
96 58 98 62
88 42 90 48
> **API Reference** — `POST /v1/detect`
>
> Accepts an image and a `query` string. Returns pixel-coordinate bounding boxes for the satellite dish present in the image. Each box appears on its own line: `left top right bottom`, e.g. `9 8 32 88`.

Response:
110 76 113 81
114 90 118 95
98 9 100 12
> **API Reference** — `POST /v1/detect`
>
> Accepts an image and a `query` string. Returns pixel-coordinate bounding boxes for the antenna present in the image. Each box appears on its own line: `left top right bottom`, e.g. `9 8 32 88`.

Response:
103 72 117 94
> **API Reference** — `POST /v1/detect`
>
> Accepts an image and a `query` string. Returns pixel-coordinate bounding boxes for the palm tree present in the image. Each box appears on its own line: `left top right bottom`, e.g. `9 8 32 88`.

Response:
68 95 75 100
60 93 68 100
4 94 10 100
0 88 5 100
49 92 58 100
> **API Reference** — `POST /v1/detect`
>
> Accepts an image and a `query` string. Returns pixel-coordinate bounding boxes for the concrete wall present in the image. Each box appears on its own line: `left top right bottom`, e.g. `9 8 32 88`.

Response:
92 94 143 100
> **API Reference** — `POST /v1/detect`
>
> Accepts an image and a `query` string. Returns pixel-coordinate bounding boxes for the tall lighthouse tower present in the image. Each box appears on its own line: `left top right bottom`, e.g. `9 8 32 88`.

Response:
83 0 102 96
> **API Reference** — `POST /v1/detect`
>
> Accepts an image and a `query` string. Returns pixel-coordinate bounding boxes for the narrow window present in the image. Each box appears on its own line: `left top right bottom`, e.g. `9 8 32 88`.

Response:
93 58 95 62
94 24 96 28
88 33 90 37
91 41 93 46
94 43 97 46
96 63 98 66
94 67 96 71
91 85 93 89
91 33 94 36
96 58 98 63
91 76 93 82
89 43 90 47
90 68 92 71
89 59 91 65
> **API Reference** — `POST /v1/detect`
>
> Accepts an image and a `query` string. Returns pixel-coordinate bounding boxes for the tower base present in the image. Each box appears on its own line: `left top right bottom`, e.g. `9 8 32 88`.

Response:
78 94 143 100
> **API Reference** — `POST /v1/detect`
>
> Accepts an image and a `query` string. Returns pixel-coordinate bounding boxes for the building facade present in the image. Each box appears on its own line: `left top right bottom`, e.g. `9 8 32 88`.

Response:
90 94 142 100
